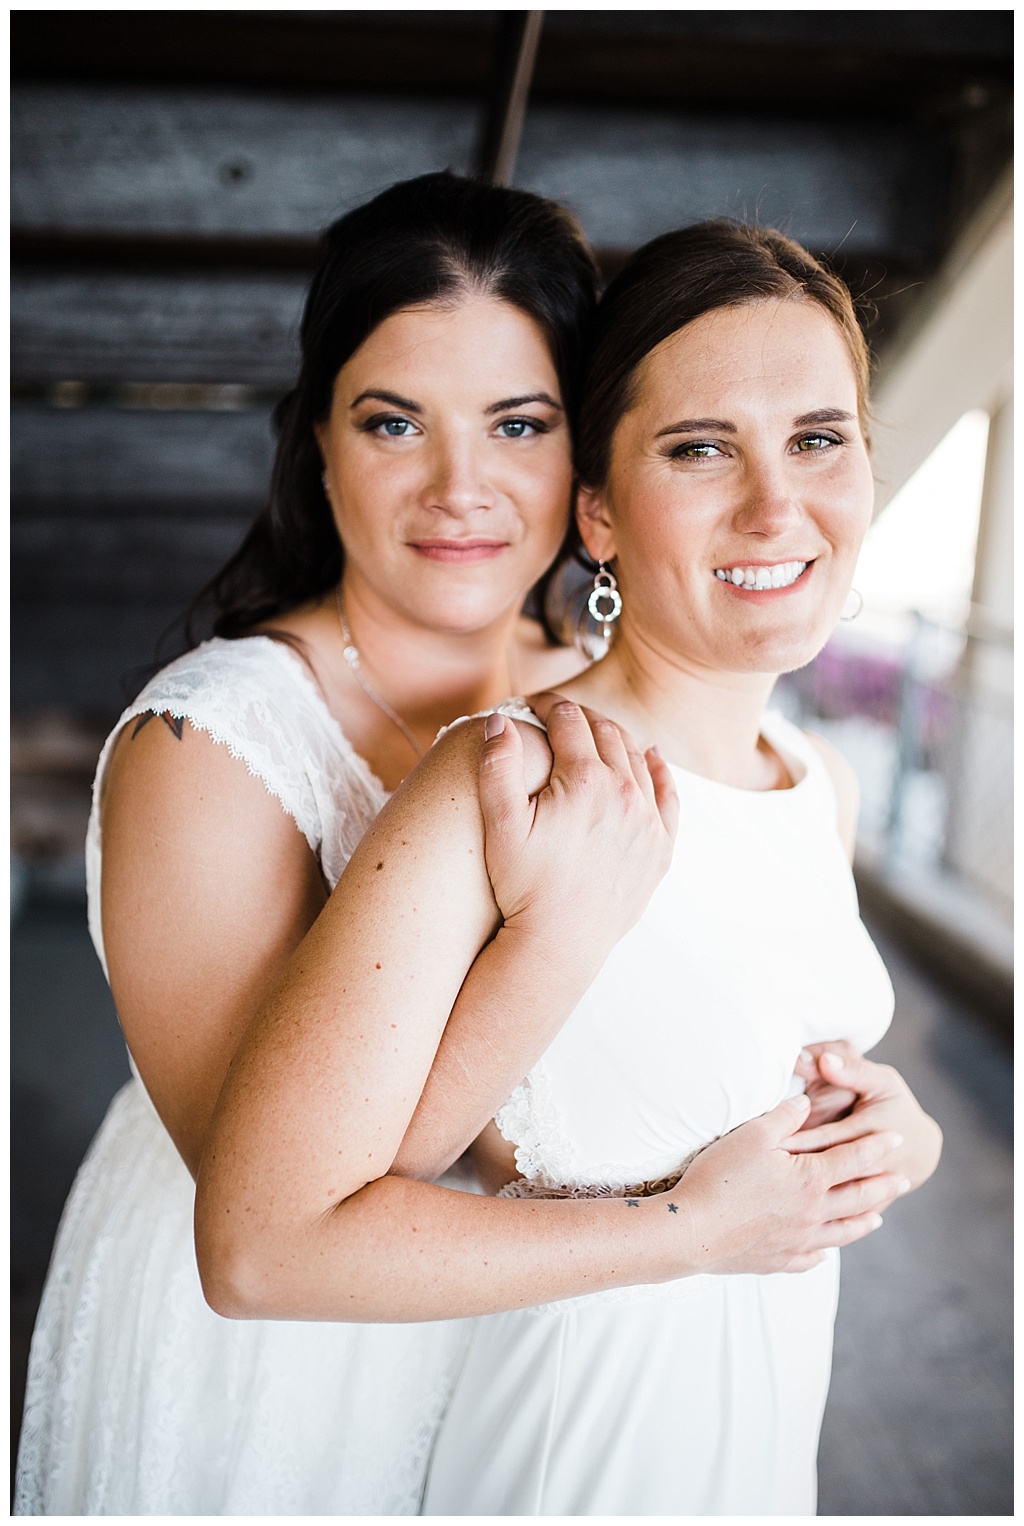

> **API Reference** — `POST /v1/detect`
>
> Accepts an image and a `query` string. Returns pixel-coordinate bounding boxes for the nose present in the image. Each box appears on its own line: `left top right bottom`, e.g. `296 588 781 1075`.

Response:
730 462 803 538
423 431 494 519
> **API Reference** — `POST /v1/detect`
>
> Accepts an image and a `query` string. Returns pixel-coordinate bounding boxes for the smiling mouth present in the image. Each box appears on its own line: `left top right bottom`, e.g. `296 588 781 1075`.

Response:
714 560 813 591
409 538 509 563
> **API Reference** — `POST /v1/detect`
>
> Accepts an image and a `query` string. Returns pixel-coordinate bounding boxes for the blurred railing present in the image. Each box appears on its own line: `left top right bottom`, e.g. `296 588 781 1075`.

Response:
777 608 1013 928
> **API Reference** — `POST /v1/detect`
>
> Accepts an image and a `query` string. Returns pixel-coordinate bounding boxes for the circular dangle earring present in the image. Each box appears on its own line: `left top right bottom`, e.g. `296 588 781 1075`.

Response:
840 587 864 622
587 562 623 650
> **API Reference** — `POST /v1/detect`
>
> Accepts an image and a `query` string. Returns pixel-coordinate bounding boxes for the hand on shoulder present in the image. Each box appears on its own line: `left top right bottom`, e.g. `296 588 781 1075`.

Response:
469 692 679 979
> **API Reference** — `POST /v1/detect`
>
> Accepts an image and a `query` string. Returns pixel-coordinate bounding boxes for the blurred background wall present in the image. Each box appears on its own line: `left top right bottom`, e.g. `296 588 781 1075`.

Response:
10 10 1013 1513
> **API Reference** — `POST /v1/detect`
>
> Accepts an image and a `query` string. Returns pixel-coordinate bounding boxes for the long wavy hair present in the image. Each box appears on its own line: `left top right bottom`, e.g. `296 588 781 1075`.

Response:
188 172 599 645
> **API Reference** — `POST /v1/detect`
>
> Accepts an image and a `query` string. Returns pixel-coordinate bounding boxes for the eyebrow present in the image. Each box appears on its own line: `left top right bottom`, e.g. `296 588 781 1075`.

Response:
485 392 564 414
655 408 856 438
350 389 422 411
792 408 856 427
656 417 736 437
349 389 564 415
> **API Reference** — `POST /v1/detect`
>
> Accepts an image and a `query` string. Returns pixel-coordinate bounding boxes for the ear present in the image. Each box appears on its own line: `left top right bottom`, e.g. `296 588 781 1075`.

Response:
575 484 618 565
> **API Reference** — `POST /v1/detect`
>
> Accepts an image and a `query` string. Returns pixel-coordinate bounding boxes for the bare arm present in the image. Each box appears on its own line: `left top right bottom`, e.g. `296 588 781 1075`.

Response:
100 717 329 1178
390 699 680 1180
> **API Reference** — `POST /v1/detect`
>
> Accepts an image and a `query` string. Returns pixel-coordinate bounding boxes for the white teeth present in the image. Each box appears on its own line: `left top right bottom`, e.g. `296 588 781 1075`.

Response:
715 561 808 590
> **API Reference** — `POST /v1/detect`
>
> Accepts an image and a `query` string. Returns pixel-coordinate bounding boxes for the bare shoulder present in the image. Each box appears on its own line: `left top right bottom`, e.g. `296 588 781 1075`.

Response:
101 714 323 984
804 730 859 860
103 712 312 859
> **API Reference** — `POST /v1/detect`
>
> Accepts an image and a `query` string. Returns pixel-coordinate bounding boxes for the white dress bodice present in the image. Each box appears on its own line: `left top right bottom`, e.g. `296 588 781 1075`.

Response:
496 710 894 1203
423 708 896 1516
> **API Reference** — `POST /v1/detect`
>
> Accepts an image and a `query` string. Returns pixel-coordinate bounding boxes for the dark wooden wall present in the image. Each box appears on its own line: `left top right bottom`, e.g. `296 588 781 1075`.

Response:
10 11 1013 787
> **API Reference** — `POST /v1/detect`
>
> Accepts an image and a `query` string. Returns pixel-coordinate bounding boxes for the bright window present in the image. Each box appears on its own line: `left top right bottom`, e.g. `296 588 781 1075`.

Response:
856 409 990 630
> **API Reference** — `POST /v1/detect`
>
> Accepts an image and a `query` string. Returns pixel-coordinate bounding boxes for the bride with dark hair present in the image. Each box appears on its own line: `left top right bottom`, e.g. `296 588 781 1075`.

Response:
17 170 616 1515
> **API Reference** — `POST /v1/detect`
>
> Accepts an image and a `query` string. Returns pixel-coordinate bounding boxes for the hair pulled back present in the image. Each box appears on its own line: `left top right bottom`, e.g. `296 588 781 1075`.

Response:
575 220 871 499
199 172 598 639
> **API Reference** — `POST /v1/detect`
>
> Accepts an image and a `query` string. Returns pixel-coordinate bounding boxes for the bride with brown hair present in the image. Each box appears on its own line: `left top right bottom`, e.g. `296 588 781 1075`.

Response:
197 220 941 1515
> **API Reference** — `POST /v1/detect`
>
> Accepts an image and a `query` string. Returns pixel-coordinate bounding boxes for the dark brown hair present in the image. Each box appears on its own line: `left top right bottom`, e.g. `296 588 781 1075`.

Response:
575 220 871 496
190 172 598 643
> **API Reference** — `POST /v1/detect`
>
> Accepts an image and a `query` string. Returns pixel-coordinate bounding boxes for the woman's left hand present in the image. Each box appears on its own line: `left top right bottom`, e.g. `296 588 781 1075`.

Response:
786 1041 943 1192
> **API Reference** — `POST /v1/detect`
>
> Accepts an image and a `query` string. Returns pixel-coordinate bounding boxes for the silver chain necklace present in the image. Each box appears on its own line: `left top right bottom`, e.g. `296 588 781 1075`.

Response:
335 590 426 761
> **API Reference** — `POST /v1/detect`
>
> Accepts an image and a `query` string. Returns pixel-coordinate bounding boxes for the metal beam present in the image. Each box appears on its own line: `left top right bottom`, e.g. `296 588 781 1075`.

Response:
474 12 543 186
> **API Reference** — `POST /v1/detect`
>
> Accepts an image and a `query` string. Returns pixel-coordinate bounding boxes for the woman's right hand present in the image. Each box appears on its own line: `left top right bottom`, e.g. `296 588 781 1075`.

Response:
664 1093 909 1277
476 694 679 983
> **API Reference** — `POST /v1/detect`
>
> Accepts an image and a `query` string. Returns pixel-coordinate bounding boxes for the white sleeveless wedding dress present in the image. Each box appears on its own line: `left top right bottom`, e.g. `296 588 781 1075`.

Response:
422 709 895 1516
14 636 475 1516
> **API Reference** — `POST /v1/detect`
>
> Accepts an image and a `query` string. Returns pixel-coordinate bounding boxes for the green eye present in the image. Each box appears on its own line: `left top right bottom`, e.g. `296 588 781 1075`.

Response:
795 433 840 451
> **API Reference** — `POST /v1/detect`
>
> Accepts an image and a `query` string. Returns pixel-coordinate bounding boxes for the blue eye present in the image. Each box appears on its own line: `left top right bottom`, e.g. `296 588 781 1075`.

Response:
496 417 545 439
360 413 419 438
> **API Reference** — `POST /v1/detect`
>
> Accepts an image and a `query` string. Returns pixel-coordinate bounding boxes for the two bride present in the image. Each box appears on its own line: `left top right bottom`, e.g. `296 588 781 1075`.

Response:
17 173 940 1516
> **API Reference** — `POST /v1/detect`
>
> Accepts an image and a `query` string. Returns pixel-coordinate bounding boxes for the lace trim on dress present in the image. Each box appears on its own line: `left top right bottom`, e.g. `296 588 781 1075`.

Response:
495 1062 715 1201
494 1060 580 1187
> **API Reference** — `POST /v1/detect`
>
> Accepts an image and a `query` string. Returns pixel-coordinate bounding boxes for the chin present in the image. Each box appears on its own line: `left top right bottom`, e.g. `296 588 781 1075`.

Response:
729 622 835 676
416 587 522 635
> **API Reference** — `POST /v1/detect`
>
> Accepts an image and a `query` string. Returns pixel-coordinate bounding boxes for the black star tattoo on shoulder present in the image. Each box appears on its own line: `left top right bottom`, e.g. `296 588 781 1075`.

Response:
132 710 185 741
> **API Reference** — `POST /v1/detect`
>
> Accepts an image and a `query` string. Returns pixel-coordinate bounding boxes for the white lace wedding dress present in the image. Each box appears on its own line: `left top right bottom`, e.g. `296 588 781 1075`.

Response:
422 711 896 1515
14 636 474 1516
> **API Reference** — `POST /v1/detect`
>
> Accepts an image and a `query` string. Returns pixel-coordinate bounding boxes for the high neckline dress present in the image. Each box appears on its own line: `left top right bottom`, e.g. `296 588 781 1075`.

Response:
15 636 476 1516
422 709 895 1516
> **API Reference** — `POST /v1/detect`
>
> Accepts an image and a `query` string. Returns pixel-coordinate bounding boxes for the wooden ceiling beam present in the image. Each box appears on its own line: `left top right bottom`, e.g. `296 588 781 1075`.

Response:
11 12 1011 123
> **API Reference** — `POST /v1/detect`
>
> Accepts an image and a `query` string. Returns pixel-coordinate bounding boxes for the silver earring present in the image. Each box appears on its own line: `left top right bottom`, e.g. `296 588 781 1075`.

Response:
840 587 864 622
321 471 330 497
587 562 623 644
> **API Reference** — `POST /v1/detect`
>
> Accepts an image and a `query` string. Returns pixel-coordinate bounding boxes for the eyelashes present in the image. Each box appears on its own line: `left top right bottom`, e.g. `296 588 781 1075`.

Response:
496 416 550 438
359 414 419 438
667 431 847 462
